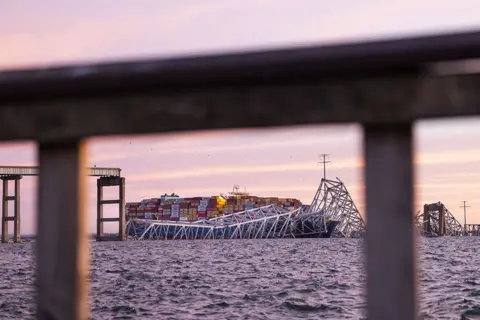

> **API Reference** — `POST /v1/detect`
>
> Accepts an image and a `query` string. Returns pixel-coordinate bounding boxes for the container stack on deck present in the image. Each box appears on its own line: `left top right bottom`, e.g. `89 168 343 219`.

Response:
125 193 302 222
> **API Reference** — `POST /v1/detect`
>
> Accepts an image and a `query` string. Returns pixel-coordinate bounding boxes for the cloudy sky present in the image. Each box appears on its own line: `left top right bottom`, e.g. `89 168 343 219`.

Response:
2 1 480 234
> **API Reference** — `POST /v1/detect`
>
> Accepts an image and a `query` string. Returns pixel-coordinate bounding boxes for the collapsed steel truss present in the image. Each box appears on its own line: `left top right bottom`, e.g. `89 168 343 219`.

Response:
126 177 367 240
126 204 332 240
415 202 464 236
309 178 366 238
465 224 480 236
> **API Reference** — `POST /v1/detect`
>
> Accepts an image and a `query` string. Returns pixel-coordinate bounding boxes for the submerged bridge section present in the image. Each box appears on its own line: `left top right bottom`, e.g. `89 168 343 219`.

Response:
415 202 471 236
309 178 367 238
465 224 480 236
127 177 367 240
0 166 125 242
127 204 311 240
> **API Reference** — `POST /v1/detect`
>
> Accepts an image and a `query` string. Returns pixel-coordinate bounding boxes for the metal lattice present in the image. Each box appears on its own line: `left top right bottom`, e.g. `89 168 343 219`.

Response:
126 204 335 240
415 202 464 236
309 177 366 238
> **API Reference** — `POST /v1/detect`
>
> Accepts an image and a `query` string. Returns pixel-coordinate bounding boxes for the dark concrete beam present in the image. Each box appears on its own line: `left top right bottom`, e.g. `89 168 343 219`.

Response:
99 200 120 205
0 75 479 142
0 30 480 142
2 29 480 102
99 218 120 222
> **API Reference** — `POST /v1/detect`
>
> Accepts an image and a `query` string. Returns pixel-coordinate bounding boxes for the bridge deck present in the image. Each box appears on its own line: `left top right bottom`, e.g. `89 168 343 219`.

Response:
1 31 480 142
0 166 121 177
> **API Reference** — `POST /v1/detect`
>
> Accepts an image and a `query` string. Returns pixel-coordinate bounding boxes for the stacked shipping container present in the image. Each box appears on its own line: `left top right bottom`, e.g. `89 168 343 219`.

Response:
125 193 301 222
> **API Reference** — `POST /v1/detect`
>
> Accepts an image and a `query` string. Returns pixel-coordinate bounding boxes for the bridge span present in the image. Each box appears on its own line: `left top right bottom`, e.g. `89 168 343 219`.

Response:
0 166 125 243
415 202 480 237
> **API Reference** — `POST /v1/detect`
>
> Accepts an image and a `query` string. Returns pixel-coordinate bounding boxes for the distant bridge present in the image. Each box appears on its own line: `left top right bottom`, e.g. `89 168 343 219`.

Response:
415 202 480 237
0 166 125 243
0 165 120 177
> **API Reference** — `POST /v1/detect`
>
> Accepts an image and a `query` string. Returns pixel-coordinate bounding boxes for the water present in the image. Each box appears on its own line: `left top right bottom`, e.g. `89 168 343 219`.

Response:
1 237 480 319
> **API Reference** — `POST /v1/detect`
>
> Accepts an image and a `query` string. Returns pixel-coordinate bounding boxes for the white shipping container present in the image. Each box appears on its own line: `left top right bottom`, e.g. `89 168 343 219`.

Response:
145 212 153 219
179 216 188 221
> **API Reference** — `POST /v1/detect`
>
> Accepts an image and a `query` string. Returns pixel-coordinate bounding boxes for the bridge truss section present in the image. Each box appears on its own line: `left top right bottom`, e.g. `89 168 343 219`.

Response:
126 204 329 240
415 202 464 236
466 224 480 236
309 178 366 238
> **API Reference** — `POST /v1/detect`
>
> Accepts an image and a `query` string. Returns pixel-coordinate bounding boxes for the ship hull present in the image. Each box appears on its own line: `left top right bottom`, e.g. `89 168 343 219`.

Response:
127 219 340 240
292 220 340 238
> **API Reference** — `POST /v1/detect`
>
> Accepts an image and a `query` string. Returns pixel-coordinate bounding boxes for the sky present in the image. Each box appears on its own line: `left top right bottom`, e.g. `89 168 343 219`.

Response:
2 1 480 234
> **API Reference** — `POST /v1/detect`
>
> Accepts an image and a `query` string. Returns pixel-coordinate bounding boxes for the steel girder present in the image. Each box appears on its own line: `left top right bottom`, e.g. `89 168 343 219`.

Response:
309 178 366 238
415 202 464 236
126 204 332 240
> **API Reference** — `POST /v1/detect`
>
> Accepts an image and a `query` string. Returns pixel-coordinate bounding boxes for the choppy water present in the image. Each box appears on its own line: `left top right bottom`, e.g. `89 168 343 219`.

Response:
1 237 480 319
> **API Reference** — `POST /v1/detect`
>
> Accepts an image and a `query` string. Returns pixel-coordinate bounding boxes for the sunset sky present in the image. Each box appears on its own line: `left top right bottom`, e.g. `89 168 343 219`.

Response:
2 1 480 234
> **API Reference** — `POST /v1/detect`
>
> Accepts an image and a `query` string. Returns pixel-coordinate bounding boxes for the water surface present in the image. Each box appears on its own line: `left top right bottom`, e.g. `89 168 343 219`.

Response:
1 237 479 319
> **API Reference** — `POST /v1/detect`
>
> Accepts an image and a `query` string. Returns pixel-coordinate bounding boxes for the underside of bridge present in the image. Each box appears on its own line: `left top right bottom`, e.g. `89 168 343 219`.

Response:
0 166 124 243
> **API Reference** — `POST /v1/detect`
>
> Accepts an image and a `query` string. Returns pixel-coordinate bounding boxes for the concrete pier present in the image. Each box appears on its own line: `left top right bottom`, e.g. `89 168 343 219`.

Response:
438 203 446 236
1 175 22 243
423 204 431 234
96 176 125 241
422 202 448 236
0 166 123 243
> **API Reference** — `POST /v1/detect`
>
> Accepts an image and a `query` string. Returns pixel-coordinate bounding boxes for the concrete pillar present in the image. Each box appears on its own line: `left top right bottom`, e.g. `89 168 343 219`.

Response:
97 181 103 239
118 177 126 241
13 178 20 242
96 176 125 241
1 179 8 243
438 204 446 236
1 175 22 243
423 204 430 234
364 123 417 320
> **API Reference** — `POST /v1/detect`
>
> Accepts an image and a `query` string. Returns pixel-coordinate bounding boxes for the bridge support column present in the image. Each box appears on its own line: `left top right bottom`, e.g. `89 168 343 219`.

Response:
423 204 431 234
1 175 22 243
96 176 125 241
364 123 417 320
438 203 446 236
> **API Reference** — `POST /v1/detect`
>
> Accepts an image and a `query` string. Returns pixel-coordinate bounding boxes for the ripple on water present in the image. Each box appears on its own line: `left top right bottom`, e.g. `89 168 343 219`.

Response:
1 237 480 319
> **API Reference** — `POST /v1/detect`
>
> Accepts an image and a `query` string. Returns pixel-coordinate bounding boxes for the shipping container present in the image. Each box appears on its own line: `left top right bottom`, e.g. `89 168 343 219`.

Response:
130 192 303 223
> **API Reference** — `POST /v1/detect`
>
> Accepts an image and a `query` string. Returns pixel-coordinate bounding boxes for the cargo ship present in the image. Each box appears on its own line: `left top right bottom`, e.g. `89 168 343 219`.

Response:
125 185 340 240
126 186 302 222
